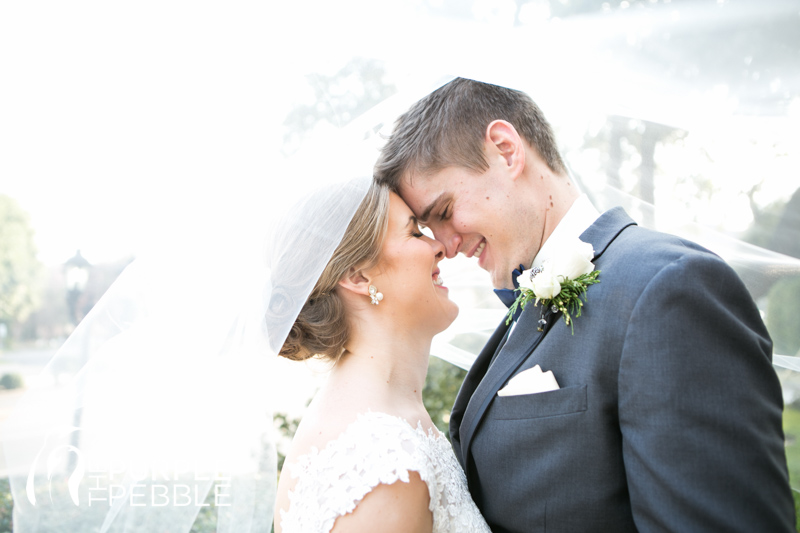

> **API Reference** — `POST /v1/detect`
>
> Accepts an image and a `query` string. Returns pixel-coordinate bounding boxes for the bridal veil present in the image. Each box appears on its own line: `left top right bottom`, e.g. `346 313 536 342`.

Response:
2 1 799 531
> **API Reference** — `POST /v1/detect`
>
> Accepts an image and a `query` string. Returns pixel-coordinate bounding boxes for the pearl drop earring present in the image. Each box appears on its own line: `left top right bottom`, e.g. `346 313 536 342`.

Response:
368 285 383 305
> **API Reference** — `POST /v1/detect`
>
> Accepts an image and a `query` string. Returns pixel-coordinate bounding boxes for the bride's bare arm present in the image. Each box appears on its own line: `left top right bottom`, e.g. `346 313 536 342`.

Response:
331 471 433 533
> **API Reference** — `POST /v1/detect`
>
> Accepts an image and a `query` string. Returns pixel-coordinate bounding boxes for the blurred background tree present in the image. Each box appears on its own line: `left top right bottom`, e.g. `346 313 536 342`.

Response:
0 194 43 349
282 57 397 156
768 187 800 259
769 276 800 357
423 357 468 437
757 187 800 357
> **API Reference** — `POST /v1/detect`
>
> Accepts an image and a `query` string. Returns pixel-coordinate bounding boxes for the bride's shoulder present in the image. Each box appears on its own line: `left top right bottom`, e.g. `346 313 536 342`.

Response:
283 410 441 531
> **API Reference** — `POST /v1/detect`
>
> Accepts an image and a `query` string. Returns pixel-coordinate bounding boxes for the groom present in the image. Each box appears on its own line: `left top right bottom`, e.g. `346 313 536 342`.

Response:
374 78 795 532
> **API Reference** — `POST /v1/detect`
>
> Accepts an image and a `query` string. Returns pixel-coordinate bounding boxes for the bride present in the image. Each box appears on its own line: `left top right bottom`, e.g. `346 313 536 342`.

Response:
273 181 489 532
4 174 490 532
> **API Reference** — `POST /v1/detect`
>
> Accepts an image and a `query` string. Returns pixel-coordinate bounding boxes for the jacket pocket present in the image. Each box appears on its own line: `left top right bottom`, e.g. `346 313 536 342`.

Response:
492 384 588 420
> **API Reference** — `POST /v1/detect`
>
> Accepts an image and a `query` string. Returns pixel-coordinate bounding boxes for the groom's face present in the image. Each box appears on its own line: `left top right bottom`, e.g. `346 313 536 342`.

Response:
398 163 542 290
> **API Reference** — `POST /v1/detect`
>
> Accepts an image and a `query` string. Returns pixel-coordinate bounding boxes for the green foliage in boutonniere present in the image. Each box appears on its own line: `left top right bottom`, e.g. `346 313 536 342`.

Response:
506 271 600 333
505 238 601 334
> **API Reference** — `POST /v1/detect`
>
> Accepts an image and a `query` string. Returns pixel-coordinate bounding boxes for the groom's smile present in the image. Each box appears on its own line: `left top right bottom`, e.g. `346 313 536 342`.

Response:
472 239 486 258
465 237 489 270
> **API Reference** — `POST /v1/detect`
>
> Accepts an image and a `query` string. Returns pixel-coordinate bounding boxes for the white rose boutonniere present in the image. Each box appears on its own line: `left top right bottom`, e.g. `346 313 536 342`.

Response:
506 238 600 334
520 269 560 298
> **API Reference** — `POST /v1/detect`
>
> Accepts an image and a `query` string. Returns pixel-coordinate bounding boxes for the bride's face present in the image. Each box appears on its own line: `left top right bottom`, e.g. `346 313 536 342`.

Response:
372 192 458 334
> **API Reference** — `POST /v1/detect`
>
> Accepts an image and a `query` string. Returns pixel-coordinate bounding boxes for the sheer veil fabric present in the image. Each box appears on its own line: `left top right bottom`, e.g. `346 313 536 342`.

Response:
2 1 800 531
2 171 375 530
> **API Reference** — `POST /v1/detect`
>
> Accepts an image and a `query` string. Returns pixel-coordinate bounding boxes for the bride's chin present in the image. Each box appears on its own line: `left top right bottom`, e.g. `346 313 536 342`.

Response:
432 302 459 334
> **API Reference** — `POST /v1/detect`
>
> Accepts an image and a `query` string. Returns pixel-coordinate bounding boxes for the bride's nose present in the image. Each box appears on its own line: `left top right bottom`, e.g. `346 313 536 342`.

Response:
426 236 446 261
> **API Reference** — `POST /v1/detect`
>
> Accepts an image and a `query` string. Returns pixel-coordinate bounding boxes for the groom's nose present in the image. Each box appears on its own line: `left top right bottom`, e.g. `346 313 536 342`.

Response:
434 228 461 259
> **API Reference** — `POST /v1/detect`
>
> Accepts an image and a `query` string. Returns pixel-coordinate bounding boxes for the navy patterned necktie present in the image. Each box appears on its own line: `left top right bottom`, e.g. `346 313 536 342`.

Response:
493 264 526 320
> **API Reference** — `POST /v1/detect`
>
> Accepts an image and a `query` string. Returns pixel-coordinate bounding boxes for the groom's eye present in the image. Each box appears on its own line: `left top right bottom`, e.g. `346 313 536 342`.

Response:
439 206 450 221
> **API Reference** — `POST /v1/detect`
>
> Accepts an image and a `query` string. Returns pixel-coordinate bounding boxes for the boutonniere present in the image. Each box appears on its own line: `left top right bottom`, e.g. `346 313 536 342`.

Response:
505 238 600 334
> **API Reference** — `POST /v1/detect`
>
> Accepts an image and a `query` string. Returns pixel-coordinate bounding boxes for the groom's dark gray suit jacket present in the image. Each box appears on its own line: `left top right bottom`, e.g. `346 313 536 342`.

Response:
450 207 794 532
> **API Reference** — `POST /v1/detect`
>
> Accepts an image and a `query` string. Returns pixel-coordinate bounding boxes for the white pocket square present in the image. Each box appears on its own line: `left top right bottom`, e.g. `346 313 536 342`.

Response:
497 365 560 397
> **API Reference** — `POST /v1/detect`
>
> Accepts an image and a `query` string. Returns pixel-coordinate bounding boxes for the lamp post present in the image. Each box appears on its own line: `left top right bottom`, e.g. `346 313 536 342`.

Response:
64 250 91 326
63 250 91 473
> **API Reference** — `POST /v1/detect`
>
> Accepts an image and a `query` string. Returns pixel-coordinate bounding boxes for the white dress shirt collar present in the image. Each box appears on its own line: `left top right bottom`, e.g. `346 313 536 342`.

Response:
507 195 600 334
530 194 600 270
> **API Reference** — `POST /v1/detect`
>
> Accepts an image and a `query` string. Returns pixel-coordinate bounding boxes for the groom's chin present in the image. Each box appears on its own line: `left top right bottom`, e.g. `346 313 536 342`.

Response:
489 271 512 291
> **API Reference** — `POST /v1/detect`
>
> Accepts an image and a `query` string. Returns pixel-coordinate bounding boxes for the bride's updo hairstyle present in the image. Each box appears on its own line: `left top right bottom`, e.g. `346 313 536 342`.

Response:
278 181 390 363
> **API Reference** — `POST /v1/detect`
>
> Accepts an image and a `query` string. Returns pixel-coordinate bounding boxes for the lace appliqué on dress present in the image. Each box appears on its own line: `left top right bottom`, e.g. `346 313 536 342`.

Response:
279 411 490 533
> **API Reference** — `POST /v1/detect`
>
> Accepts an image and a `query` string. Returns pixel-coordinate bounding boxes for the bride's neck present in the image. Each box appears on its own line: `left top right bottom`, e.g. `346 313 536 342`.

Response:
325 324 432 409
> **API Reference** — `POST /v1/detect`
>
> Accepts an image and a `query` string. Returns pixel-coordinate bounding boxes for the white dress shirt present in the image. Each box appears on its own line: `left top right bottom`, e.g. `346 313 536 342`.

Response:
508 194 601 337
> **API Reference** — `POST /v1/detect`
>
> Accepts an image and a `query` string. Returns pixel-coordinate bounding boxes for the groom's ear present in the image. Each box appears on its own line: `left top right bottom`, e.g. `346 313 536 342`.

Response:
337 267 371 297
486 120 525 179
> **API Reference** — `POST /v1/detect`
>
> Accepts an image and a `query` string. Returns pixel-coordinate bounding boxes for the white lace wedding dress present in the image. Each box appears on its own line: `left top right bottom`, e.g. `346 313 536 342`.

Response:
279 411 491 533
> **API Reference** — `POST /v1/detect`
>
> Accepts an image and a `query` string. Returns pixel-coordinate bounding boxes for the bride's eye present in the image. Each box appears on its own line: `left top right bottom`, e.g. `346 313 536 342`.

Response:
439 205 450 221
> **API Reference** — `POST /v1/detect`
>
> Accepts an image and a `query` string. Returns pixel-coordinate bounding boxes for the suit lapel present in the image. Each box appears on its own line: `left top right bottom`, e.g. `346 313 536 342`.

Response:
457 304 556 466
456 207 638 474
580 206 636 261
450 316 509 463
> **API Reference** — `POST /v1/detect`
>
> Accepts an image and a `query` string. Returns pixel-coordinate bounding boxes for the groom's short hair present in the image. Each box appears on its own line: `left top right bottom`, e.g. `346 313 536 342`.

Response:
374 78 566 189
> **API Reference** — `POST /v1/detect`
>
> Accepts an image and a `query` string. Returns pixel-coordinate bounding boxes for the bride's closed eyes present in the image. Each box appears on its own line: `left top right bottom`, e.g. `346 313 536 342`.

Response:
408 216 424 238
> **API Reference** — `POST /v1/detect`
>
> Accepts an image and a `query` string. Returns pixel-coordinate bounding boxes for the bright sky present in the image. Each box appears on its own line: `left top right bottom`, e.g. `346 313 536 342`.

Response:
2 1 798 266
0 3 284 265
